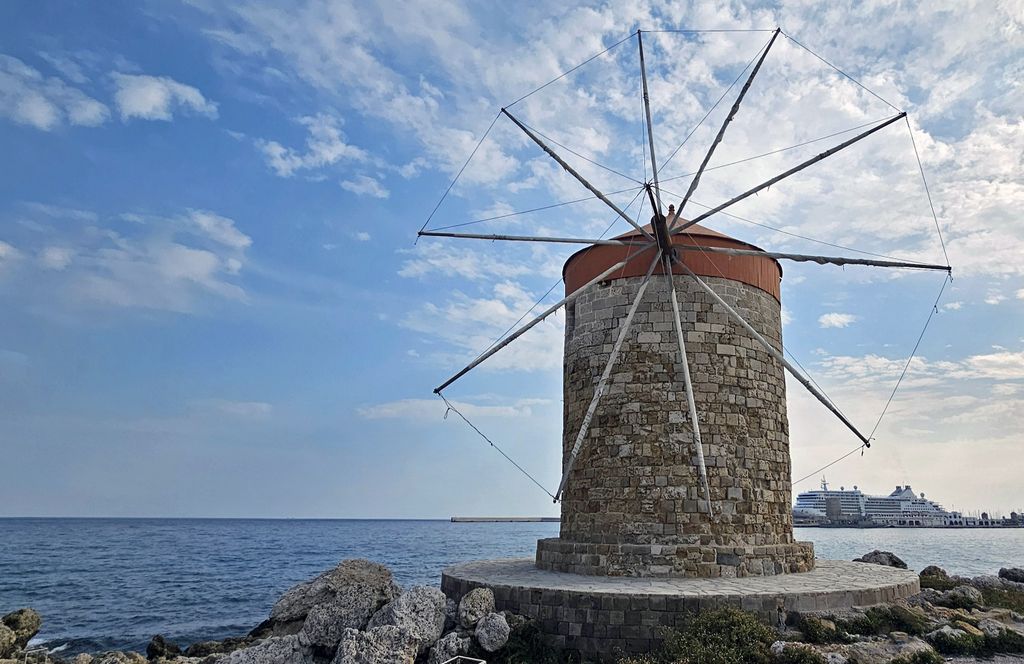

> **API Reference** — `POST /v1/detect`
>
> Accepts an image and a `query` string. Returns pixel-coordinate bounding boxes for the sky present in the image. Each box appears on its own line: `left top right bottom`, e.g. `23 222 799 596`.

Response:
0 0 1022 518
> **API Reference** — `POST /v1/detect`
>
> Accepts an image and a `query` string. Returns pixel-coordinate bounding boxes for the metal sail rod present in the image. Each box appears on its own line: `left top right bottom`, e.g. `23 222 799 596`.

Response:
670 28 780 229
433 246 655 394
664 254 713 516
673 112 907 235
673 256 871 447
418 230 641 247
676 244 951 271
501 108 657 243
637 30 664 217
554 250 663 501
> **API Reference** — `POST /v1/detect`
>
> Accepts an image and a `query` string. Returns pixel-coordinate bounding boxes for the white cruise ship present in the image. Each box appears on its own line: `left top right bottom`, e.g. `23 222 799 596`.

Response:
793 479 984 527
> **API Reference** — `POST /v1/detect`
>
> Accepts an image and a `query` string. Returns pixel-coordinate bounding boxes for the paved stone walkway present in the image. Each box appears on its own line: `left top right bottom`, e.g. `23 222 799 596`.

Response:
445 558 918 598
442 558 920 657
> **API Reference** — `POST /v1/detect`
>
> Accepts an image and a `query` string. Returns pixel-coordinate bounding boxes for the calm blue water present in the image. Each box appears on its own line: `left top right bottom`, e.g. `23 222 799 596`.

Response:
1 519 1022 655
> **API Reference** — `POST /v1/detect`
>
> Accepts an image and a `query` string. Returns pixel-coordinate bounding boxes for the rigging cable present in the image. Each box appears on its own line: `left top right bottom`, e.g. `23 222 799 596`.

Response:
520 120 644 185
505 31 637 108
439 393 557 500
428 185 644 231
905 115 951 267
780 30 902 113
658 33 774 176
417 111 501 239
792 270 951 485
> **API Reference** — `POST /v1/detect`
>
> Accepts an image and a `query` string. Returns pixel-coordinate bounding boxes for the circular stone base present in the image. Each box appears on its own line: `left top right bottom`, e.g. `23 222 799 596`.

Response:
536 537 815 577
442 558 919 659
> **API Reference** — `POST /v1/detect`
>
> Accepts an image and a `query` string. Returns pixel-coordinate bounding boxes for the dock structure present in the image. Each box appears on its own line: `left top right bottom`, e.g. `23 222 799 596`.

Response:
450 517 559 523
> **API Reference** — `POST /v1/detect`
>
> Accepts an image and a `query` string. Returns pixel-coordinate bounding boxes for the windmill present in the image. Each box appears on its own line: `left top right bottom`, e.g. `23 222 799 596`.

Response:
417 27 951 577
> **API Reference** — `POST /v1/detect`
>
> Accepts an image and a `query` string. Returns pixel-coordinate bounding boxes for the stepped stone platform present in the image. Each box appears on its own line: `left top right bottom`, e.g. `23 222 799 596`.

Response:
442 558 920 658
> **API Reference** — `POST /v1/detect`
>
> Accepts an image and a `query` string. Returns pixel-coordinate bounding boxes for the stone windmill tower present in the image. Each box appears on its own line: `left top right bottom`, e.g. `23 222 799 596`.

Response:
419 28 950 583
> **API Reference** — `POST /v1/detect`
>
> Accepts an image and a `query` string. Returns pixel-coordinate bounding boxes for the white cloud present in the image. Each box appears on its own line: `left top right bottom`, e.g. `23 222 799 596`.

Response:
256 113 367 177
984 292 1006 305
943 301 963 310
352 231 371 242
0 240 21 267
38 246 74 270
1017 289 1024 300
402 280 564 373
340 174 389 199
186 209 252 249
818 312 858 328
358 397 544 421
211 400 273 418
0 54 109 130
111 73 218 121
11 205 252 313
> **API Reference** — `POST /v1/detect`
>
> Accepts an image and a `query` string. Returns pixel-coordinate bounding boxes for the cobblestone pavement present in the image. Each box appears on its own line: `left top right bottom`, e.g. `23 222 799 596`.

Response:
445 558 918 598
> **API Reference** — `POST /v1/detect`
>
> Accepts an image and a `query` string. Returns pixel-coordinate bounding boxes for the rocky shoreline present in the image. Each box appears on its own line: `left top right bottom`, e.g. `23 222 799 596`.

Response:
2 553 1023 664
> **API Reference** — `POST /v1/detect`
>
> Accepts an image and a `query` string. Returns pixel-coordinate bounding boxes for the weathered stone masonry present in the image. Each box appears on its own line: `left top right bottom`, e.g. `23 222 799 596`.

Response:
536 272 814 577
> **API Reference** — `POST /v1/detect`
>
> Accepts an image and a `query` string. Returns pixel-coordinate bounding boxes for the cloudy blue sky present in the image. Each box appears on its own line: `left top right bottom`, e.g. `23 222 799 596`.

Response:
1 1 1021 518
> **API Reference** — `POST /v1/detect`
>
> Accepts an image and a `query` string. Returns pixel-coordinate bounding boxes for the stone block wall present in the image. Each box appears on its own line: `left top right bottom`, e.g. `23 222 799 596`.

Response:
547 272 808 576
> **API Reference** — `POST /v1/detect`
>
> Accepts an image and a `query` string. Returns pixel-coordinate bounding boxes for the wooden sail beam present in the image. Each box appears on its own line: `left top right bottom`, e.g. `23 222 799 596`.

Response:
418 230 643 247
554 250 663 501
675 244 951 271
501 108 657 243
669 28 780 230
673 255 871 447
664 253 714 516
433 244 655 394
637 30 665 218
672 112 907 235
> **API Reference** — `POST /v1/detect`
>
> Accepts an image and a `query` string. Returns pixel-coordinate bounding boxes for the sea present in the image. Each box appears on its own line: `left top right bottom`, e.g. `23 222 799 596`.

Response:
1 518 1022 656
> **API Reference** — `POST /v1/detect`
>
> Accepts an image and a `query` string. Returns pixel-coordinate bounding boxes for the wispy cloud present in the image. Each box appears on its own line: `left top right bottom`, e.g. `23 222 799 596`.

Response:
818 312 858 329
0 54 109 130
111 73 218 121
340 174 389 199
256 113 367 177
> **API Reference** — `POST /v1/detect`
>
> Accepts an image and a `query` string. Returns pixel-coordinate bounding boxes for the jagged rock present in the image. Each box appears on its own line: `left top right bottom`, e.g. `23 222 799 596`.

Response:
72 655 95 664
771 642 847 664
365 586 446 655
920 565 948 579
94 653 148 664
457 588 495 629
501 611 529 632
270 560 400 637
184 636 255 657
216 635 315 664
846 636 935 664
0 624 16 659
978 617 1008 638
332 626 418 664
1 609 42 650
944 584 984 608
852 550 907 569
954 620 985 637
474 613 510 653
443 598 458 633
146 634 181 660
1000 567 1024 583
427 632 472 664
972 574 1024 592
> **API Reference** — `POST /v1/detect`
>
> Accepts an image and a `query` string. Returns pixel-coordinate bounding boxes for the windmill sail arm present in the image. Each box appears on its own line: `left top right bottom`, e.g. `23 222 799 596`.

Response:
554 249 663 501
418 230 646 247
670 28 781 227
672 255 871 447
501 108 657 243
433 246 655 394
676 245 951 271
664 254 714 516
672 112 907 235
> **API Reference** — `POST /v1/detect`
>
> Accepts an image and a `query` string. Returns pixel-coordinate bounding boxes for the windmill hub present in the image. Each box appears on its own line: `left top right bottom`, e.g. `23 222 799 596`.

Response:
535 221 814 578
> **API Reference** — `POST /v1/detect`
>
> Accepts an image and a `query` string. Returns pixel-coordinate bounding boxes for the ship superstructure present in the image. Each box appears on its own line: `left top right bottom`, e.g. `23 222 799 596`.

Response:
792 479 1005 527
